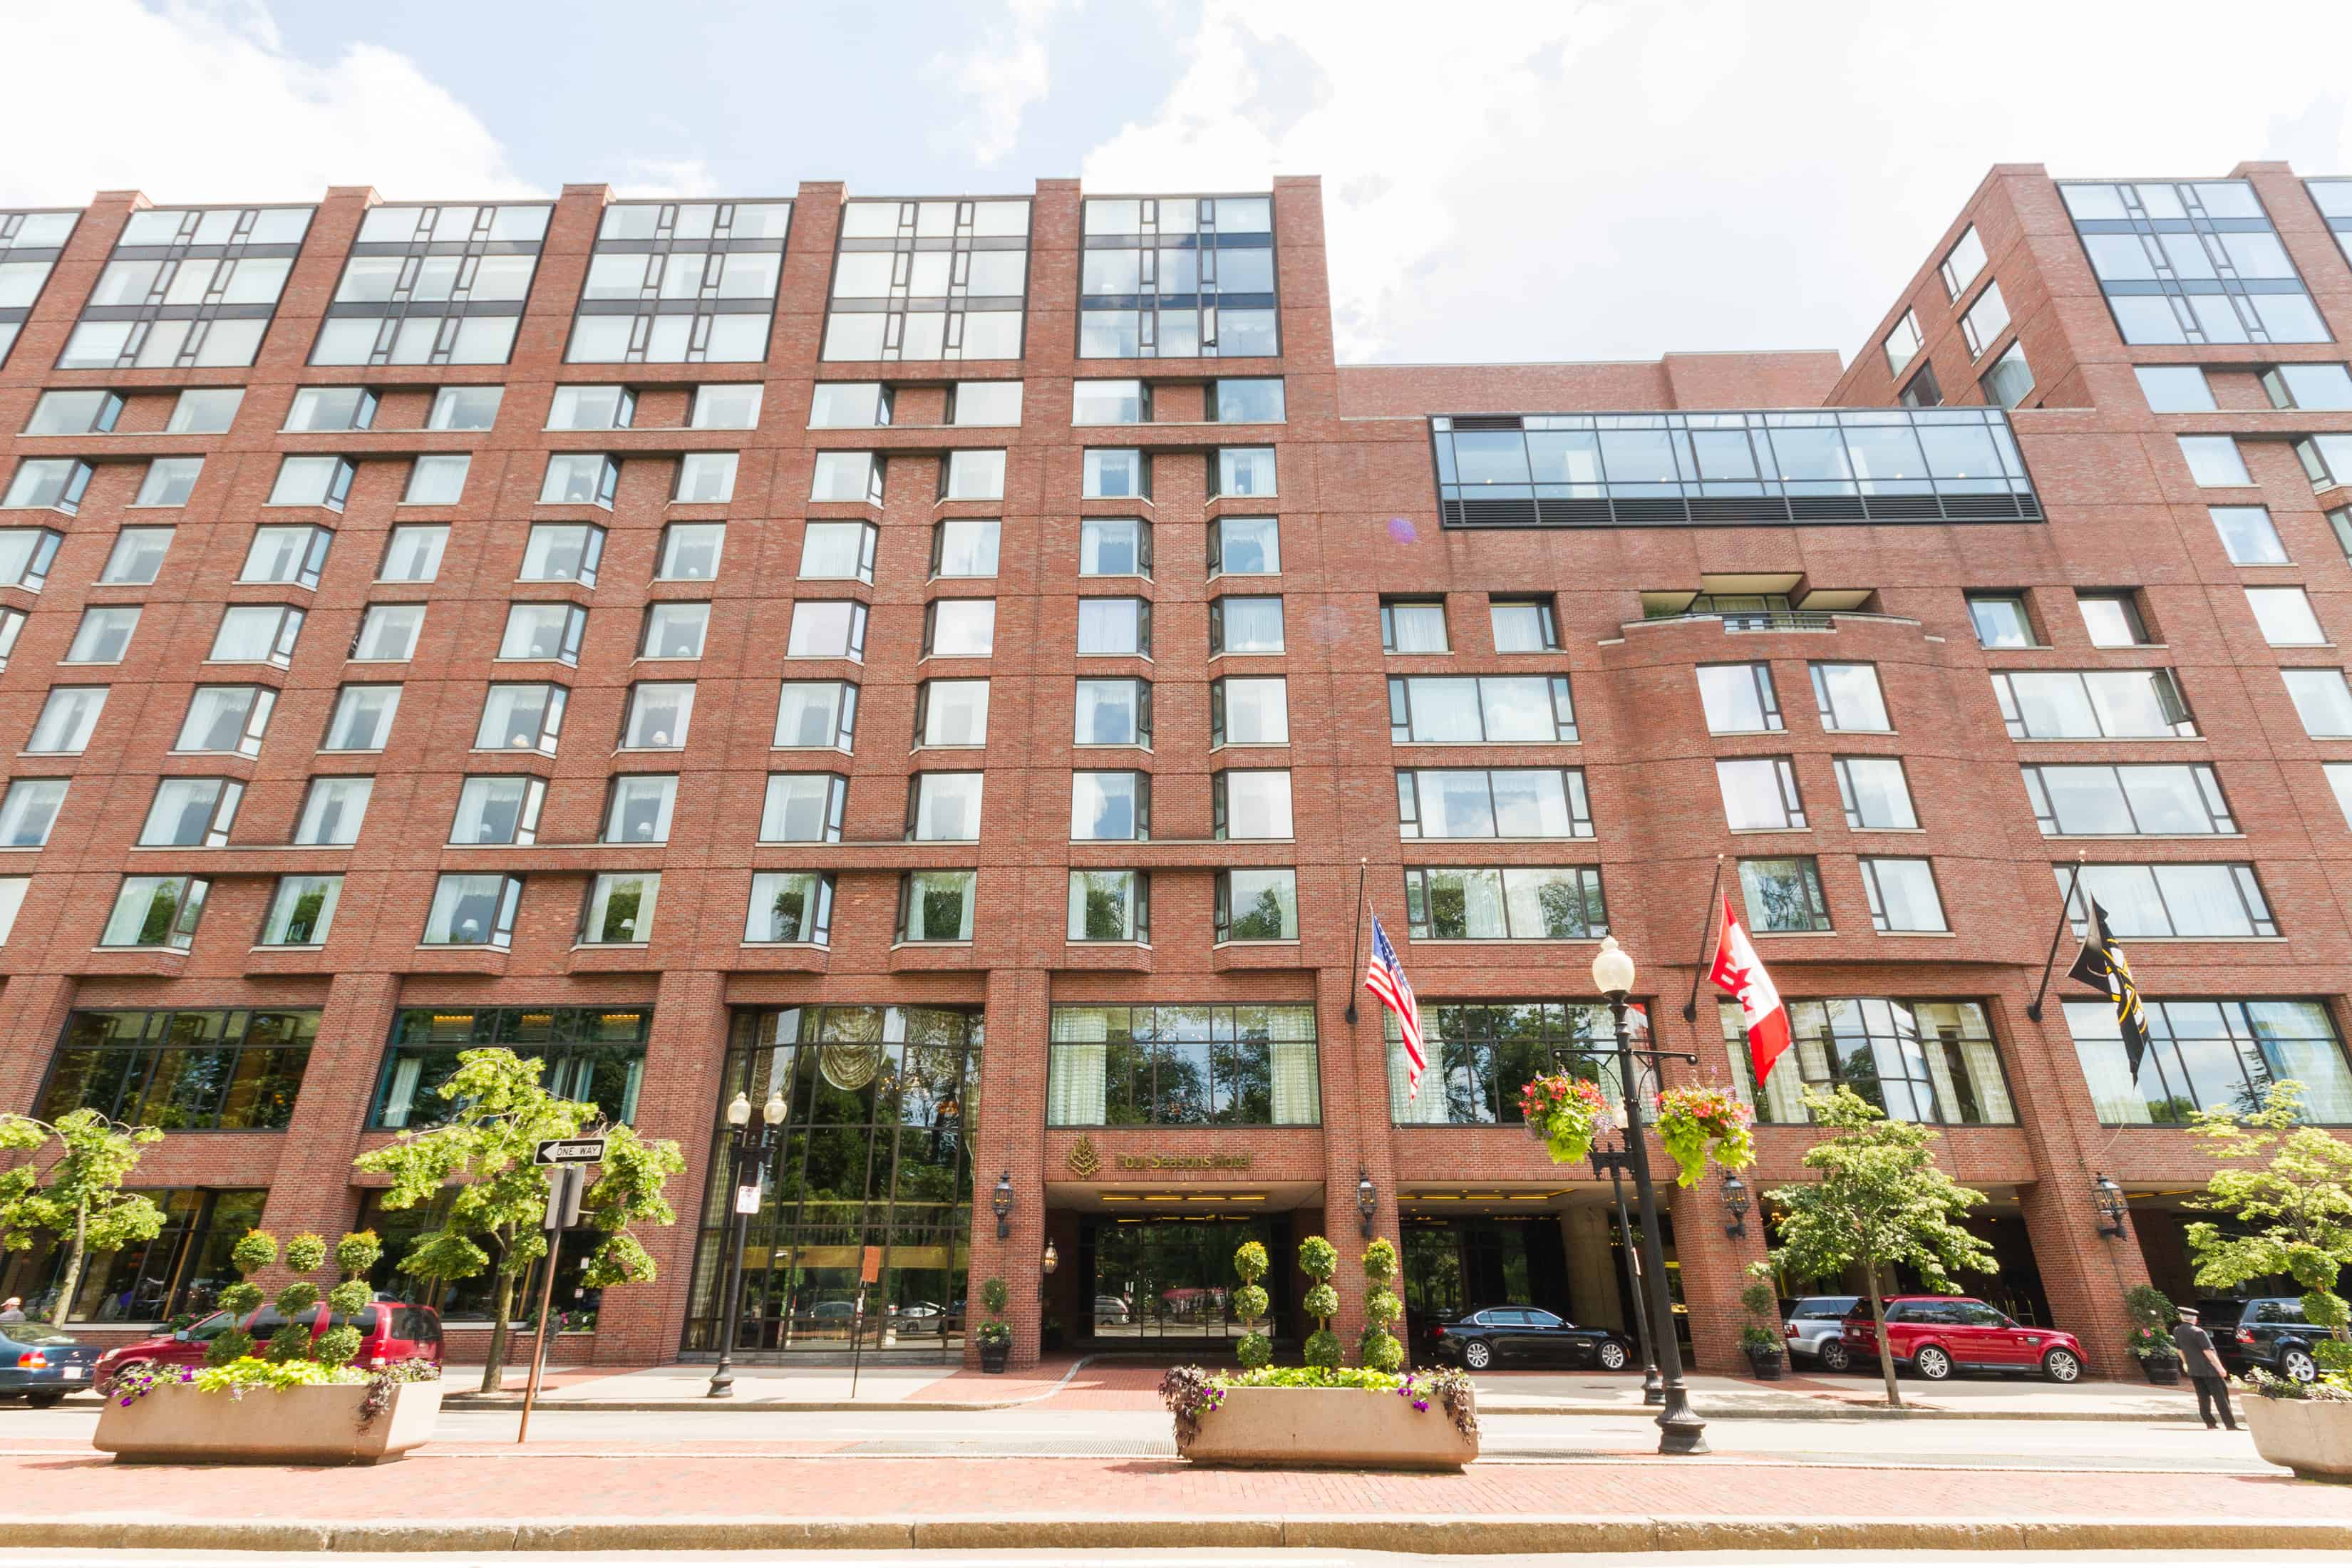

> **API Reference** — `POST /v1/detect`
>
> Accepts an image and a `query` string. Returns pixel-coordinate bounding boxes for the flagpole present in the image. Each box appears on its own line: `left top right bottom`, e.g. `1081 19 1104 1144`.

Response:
1681 855 1726 1022
1344 857 1368 1022
2025 850 2089 1021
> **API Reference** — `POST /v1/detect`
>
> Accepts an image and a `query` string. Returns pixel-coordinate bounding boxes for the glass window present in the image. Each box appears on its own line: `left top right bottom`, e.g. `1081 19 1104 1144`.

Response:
267 455 354 510
773 681 858 750
896 870 975 942
808 383 890 428
760 773 847 842
239 524 331 587
1961 283 2011 358
1860 857 1947 932
0 778 68 847
1389 674 1576 743
352 604 424 661
136 778 242 847
1209 595 1283 654
1212 447 1276 498
260 875 341 946
1835 757 1918 830
1882 310 1922 376
1991 669 2195 738
207 604 301 666
1214 770 1292 839
1073 379 1145 425
2135 366 2214 412
28 687 106 753
23 391 120 436
1083 448 1147 499
166 388 242 433
0 529 60 592
0 876 25 942
810 450 882 503
2294 433 2352 490
672 453 736 504
1726 997 2013 1128
1 458 90 512
41 1011 316 1134
2324 763 2352 830
65 607 140 664
133 458 202 508
746 872 832 944
1490 599 1558 651
98 527 168 585
426 386 502 431
1698 663 1783 733
924 599 996 657
1380 999 1619 1128
1077 597 1149 656
1204 516 1272 577
378 525 447 584
2264 363 2352 411
401 454 468 507
547 386 634 430
475 684 567 753
540 453 619 507
1981 343 2033 408
914 678 989 747
1718 757 1807 830
520 522 604 584
1209 378 1284 423
640 602 708 660
787 600 867 659
1739 856 1832 932
373 1004 649 1135
100 875 208 949
949 382 1021 426
909 773 984 841
1212 676 1289 746
1076 678 1149 746
1381 599 1448 654
2022 762 2236 835
323 684 400 751
2058 862 2276 940
175 686 274 756
450 776 546 845
493 603 584 665
932 518 1001 578
1071 770 1148 840
1940 227 1987 299
2078 592 2151 647
293 777 371 845
2211 505 2288 564
1810 663 1890 731
2065 997 2352 1126
1051 1001 1318 1128
2284 668 2352 738
423 874 521 947
1216 868 1299 941
2248 586 2327 645
285 388 376 433
690 385 761 429
1405 866 1608 941
621 682 695 748
2179 435 2251 487
1068 870 1147 942
1396 768 1590 838
655 522 722 582
580 872 658 944
1967 593 2034 649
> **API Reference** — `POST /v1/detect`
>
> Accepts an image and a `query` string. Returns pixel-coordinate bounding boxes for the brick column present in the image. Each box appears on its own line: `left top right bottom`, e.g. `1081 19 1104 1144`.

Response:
978 969 1048 1366
261 969 402 1241
1668 1177 1772 1373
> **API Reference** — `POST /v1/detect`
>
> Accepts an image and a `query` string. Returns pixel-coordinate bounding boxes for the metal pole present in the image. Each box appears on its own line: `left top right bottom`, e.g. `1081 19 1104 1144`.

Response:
707 1133 748 1398
1612 997 1708 1455
1606 1153 1662 1405
848 1282 867 1400
2026 852 2090 1021
1681 857 1725 1021
1343 857 1368 1022
517 1169 568 1445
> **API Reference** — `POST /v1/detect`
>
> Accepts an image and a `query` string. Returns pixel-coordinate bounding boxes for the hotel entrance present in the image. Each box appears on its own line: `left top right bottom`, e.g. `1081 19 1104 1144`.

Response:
1078 1217 1288 1345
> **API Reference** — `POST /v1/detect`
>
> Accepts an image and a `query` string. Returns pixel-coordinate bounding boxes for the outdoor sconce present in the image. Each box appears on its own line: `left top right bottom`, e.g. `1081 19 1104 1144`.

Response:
993 1170 1014 1239
2093 1175 2127 1239
1720 1172 1751 1239
1356 1168 1378 1237
1042 1239 1059 1276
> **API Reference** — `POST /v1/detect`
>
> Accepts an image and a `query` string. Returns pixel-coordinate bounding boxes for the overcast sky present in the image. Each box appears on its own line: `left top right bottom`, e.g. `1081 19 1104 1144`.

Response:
7 0 2352 367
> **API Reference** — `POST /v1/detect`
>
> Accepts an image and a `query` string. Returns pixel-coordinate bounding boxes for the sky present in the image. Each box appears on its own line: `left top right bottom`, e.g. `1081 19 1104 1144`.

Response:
6 0 2352 367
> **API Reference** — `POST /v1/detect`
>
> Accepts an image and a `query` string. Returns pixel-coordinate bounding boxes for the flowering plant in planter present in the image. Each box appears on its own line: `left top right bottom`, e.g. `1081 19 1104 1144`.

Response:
1520 1074 1611 1165
1654 1085 1755 1187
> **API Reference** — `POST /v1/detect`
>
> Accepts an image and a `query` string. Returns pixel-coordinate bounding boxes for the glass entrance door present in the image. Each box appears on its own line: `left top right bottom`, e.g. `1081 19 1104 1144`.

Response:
1088 1219 1269 1341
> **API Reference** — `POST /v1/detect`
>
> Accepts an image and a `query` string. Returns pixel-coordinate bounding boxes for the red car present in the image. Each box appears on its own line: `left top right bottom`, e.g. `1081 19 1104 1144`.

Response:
95 1301 442 1391
1840 1295 2083 1383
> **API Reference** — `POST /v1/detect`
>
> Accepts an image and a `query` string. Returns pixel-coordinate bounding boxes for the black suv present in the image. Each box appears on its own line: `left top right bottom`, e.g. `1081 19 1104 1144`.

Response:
2197 1297 2326 1383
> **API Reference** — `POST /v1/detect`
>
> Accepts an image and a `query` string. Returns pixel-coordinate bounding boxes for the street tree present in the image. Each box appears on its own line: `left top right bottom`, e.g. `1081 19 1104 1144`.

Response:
2185 1079 2352 1377
0 1110 165 1328
353 1048 685 1392
1765 1087 1995 1408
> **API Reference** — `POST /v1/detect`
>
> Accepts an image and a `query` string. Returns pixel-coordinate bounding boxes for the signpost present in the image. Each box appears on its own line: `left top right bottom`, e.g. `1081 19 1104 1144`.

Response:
517 1150 597 1443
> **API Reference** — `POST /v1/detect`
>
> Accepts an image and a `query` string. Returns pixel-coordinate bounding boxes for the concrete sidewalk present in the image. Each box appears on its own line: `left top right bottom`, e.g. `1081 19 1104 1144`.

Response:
432 1356 2207 1420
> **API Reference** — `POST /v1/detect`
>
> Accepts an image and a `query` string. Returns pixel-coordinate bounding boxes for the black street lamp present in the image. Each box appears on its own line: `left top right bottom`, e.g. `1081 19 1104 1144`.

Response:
1588 1138 1663 1406
1720 1173 1751 1239
1356 1169 1378 1237
2093 1174 2128 1239
1592 936 1708 1456
707 1086 788 1399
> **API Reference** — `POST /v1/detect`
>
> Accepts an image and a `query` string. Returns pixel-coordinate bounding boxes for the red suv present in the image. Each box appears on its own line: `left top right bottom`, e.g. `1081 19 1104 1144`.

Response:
1841 1295 2083 1383
95 1301 441 1391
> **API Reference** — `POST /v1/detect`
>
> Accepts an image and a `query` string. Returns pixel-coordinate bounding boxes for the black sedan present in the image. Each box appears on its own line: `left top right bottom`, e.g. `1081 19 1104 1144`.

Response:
1428 1306 1631 1371
0 1321 102 1407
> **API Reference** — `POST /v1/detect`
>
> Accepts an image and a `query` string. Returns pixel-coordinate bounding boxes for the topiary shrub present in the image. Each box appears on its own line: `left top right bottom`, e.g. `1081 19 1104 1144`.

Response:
314 1231 384 1368
1232 1239 1272 1368
207 1229 279 1366
1358 1237 1404 1373
1299 1234 1342 1368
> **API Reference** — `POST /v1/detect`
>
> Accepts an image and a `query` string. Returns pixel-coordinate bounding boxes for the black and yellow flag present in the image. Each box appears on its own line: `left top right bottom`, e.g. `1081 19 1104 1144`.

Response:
2068 899 2152 1076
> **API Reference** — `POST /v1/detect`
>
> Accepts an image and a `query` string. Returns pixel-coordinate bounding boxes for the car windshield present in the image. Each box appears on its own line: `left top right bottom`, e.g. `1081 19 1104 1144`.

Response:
3 1324 79 1346
1797 1299 1855 1319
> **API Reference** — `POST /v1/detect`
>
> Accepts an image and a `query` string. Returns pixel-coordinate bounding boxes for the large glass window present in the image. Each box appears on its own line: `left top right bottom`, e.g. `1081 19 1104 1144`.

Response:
62 205 309 371
0 1185 263 1326
1834 756 1918 829
2284 669 2352 738
2247 586 2327 646
580 872 659 944
1211 676 1288 746
774 681 859 750
2057 862 2276 939
138 778 242 847
1810 662 1891 731
602 775 678 843
1077 597 1149 656
1381 599 1448 654
2210 505 2286 564
914 679 989 747
260 875 341 946
760 773 847 842
294 777 372 845
476 684 567 753
907 773 982 840
1992 669 2194 738
1859 857 1947 932
0 210 74 369
175 686 274 756
1213 769 1291 839
933 518 1001 578
1072 770 1148 840
1205 516 1274 577
1078 195 1276 359
1383 1001 1626 1126
2061 180 2328 346
2065 998 2352 1125
1215 868 1299 942
1076 678 1150 746
800 521 877 582
923 599 996 657
39 1009 314 1132
1049 1003 1315 1126
1723 999 2014 1126
1396 768 1591 838
379 524 450 583
0 778 67 846
1698 664 1783 733
315 203 545 366
422 874 522 947
825 196 1026 363
569 200 788 364
450 776 546 845
373 1006 650 1130
1739 856 1831 932
747 872 832 944
1389 675 1574 743
1404 867 1607 941
1718 757 1806 830
1068 870 1147 942
787 600 867 660
896 870 976 942
100 875 209 949
2022 763 2237 835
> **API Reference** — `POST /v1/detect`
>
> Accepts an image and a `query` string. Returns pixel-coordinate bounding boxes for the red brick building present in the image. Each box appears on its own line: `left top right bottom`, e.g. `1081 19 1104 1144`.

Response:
2 162 2348 1378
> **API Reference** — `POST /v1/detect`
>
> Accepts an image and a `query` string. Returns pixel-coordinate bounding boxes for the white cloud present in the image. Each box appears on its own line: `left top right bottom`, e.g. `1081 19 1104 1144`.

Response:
0 0 535 207
924 0 1066 166
1080 0 2352 366
613 157 724 200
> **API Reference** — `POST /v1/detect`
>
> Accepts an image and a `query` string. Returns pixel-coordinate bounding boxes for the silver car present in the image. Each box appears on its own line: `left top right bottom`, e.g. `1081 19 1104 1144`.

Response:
1783 1295 1862 1371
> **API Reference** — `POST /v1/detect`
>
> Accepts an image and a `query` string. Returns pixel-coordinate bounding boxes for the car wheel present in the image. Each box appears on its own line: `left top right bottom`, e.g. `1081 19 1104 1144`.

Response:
1597 1340 1629 1371
1462 1339 1493 1371
1817 1340 1851 1373
1913 1344 1954 1381
25 1393 65 1410
96 1360 147 1396
2283 1348 2319 1383
2041 1348 2082 1384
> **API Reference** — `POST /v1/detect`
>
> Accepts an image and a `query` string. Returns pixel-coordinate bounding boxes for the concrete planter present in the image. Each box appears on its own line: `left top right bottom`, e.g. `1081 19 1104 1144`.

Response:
95 1378 443 1465
2246 1392 2352 1481
1179 1385 1477 1470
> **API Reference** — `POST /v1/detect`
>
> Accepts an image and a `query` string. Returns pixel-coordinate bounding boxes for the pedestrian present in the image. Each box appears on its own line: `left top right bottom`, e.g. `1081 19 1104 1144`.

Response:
2170 1305 2237 1432
0 1297 24 1324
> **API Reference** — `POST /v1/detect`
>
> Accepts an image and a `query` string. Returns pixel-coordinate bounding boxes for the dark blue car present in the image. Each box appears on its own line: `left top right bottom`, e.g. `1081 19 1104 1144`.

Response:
0 1321 102 1408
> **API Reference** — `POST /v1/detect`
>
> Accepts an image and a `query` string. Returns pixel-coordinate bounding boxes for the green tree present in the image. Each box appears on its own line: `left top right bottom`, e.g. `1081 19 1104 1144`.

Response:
1358 1238 1404 1373
1765 1088 1995 1408
1299 1234 1341 1368
352 1048 684 1392
1232 1239 1272 1370
0 1110 165 1328
2184 1080 2352 1377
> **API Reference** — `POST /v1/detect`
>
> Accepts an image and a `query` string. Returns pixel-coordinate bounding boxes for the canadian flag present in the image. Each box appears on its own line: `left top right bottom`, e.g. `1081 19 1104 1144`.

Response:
1709 891 1791 1088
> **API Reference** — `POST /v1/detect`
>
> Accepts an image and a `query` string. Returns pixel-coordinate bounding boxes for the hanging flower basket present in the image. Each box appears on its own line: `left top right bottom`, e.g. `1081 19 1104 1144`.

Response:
1654 1085 1755 1187
1519 1074 1611 1165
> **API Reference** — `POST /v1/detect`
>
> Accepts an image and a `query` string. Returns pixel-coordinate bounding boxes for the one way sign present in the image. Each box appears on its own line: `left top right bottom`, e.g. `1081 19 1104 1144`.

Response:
535 1137 607 1166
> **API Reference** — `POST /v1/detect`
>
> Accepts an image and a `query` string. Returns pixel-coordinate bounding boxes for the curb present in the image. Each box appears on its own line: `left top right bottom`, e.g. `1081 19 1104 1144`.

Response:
442 1352 1101 1414
433 1393 2194 1422
6 1515 2345 1554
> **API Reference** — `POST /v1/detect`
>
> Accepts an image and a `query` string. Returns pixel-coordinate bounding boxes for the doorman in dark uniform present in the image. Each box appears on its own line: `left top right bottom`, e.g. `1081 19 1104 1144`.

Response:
2170 1306 2237 1431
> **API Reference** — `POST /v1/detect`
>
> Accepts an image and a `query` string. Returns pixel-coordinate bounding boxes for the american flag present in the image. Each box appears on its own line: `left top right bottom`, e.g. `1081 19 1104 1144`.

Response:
1364 914 1425 1098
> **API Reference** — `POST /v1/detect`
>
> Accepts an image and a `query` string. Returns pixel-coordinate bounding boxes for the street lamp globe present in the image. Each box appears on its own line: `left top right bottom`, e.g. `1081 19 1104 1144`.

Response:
726 1092 752 1128
1592 935 1636 999
763 1090 788 1125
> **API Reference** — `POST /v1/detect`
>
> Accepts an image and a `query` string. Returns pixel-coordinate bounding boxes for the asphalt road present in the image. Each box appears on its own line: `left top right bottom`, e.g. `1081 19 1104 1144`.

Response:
0 1551 2338 1567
